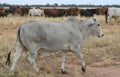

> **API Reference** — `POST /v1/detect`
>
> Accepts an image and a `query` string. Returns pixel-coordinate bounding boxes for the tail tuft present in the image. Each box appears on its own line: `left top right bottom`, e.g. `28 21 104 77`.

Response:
5 25 22 66
6 52 11 66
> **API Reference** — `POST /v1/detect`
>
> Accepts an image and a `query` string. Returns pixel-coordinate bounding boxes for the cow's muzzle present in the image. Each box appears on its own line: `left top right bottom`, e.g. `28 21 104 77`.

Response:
98 33 104 38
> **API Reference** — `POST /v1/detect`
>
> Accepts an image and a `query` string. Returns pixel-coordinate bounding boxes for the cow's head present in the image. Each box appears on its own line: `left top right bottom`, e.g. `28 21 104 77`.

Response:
88 18 104 38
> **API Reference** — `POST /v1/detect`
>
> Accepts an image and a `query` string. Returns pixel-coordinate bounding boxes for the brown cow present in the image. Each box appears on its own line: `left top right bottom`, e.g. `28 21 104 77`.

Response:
67 7 79 16
96 7 108 15
0 8 8 17
44 7 79 17
44 8 67 17
14 6 21 14
21 7 32 16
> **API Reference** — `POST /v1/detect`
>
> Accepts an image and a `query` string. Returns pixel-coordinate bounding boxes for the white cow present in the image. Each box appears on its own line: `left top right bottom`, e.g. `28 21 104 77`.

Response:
28 8 44 16
6 17 104 74
105 7 120 23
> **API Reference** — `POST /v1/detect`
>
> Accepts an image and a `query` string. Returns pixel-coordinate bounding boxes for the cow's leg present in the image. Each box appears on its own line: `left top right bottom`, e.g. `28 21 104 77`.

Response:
108 16 112 24
27 47 40 73
71 45 86 72
10 43 23 72
61 51 67 74
113 17 118 23
109 17 112 24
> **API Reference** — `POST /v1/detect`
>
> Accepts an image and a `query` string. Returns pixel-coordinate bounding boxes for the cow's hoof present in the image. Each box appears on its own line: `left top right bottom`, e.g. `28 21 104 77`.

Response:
81 65 86 73
61 69 67 74
34 68 40 74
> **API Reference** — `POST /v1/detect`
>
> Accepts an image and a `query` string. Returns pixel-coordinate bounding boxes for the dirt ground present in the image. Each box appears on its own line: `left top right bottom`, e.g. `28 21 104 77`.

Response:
38 55 120 77
55 63 120 77
84 65 120 77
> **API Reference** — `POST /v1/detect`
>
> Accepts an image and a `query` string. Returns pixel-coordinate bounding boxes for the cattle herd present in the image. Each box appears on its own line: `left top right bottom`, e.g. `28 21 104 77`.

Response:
0 6 108 17
1 6 120 24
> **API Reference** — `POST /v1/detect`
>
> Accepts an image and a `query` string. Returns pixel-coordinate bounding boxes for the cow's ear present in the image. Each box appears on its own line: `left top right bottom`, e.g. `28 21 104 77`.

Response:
93 18 96 22
88 24 93 27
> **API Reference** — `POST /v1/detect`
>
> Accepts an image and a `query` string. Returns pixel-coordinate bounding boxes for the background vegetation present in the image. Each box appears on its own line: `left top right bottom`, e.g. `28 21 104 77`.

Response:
0 3 120 8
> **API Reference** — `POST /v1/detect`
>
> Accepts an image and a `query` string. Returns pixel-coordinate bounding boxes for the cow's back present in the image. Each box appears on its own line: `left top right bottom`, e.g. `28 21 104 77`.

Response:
19 21 80 50
108 7 120 16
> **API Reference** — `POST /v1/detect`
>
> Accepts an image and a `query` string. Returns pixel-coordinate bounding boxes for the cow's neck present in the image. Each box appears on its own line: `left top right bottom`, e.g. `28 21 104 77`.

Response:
80 25 93 44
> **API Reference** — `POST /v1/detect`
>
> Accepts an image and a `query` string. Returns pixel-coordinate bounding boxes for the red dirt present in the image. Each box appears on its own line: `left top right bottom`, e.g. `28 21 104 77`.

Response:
39 56 120 77
54 63 120 77
83 66 120 77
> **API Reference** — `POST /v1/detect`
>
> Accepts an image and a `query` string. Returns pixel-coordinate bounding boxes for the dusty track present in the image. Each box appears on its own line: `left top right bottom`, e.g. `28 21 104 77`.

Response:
55 65 120 77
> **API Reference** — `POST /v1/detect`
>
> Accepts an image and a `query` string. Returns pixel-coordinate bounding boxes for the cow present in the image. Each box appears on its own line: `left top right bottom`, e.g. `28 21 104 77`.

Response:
7 6 16 15
87 9 97 15
66 7 79 16
96 7 108 15
44 8 67 17
80 9 94 17
20 7 31 16
6 17 104 74
28 8 44 16
7 6 21 15
0 8 8 17
105 7 120 23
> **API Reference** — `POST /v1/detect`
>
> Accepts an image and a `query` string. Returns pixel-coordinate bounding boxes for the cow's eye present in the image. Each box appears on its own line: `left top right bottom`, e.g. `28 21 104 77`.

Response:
98 24 100 26
88 24 93 27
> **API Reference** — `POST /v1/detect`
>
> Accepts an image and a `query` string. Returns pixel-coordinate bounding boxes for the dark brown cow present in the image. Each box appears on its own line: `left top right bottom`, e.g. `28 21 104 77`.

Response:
66 7 79 16
0 8 8 17
44 8 58 17
96 7 108 15
44 8 67 17
44 7 79 17
21 7 32 16
16 8 21 14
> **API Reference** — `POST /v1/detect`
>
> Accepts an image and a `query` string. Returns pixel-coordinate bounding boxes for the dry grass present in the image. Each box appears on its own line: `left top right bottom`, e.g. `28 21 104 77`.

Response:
0 15 120 77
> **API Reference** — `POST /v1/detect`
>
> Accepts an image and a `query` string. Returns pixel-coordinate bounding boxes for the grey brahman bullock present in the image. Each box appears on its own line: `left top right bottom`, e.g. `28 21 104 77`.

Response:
6 17 104 74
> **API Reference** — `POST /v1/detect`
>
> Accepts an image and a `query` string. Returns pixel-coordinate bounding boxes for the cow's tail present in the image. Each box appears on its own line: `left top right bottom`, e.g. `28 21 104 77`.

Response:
5 38 17 66
105 8 108 23
6 26 22 66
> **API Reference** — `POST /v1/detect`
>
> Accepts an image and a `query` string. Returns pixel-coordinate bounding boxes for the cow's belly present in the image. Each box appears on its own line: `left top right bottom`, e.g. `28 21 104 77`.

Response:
21 30 72 51
37 34 71 50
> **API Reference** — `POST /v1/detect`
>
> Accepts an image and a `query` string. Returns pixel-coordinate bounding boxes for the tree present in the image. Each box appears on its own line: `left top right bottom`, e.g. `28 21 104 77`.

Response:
45 3 50 7
54 3 58 6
